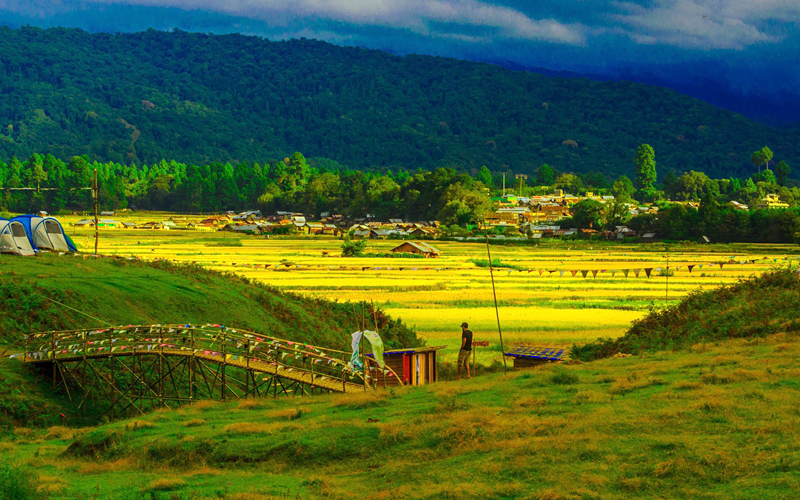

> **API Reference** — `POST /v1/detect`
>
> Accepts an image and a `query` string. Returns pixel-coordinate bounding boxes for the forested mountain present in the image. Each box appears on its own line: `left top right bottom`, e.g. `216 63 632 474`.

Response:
0 26 796 179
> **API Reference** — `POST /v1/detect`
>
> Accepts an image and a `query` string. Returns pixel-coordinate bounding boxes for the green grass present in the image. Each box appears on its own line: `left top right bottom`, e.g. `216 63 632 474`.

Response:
3 332 800 499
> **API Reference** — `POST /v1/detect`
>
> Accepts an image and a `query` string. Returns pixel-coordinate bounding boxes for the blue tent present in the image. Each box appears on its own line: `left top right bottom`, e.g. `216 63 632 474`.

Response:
0 217 37 255
10 215 78 252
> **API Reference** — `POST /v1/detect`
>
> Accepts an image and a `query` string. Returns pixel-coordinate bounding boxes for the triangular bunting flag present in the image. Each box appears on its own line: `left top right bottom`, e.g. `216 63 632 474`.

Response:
622 269 629 278
581 270 589 278
719 262 724 269
570 270 578 277
559 271 565 277
633 269 640 277
591 270 598 278
644 268 653 278
687 265 695 273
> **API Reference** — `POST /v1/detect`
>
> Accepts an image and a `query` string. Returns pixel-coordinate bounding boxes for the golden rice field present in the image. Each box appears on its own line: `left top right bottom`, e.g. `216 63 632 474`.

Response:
59 213 800 364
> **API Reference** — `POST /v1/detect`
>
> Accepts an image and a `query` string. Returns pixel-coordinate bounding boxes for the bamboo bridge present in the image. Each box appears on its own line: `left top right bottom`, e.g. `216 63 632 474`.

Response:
10 323 389 419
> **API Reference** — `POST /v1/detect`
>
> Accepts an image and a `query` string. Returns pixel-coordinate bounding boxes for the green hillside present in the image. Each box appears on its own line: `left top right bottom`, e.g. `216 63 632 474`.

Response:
572 267 800 361
0 26 795 179
0 252 418 349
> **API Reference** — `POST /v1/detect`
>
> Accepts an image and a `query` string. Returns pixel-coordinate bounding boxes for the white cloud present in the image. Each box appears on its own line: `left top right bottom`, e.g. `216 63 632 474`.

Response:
12 0 586 45
611 0 799 49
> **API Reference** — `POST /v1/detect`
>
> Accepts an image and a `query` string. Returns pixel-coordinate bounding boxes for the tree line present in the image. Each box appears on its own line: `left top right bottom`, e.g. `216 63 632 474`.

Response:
0 152 492 225
2 145 799 245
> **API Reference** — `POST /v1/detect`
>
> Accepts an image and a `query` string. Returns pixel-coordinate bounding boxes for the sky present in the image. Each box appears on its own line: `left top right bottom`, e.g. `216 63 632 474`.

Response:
2 0 800 124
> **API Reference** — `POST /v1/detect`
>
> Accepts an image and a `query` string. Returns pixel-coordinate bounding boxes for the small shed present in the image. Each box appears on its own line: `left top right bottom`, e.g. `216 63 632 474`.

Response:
367 346 445 387
391 241 441 257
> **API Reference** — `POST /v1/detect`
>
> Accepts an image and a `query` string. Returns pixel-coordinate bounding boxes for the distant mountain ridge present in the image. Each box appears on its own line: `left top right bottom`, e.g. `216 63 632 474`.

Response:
0 26 795 179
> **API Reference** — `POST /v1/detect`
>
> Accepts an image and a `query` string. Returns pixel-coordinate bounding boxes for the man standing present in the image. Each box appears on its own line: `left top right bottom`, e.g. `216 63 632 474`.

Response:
457 322 473 380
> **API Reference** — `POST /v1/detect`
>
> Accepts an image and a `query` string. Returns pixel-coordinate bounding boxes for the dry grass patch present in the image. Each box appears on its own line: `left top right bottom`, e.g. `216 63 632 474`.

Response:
124 420 156 431
227 493 278 500
609 375 667 395
148 477 186 491
332 390 390 409
43 426 82 440
510 396 547 410
190 400 220 412
223 422 275 435
674 381 701 391
237 398 265 410
265 407 310 420
36 474 68 494
574 390 610 404
184 419 206 427
580 473 609 486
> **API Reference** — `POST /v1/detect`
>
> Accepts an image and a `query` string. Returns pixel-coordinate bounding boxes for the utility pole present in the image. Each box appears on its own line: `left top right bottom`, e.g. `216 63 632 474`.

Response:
483 216 508 375
502 173 506 196
94 168 99 257
515 174 527 197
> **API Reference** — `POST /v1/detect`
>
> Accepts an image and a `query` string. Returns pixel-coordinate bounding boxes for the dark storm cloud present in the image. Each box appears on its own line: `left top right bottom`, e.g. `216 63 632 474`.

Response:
1 0 799 122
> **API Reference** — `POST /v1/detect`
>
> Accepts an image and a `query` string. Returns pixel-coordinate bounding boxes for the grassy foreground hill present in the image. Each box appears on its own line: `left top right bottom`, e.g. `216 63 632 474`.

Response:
2 267 800 499
2 333 799 499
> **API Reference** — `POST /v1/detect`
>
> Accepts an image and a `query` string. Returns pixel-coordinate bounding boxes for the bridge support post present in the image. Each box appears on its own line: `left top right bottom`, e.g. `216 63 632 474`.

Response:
245 340 250 398
221 330 226 401
190 328 196 401
81 330 88 414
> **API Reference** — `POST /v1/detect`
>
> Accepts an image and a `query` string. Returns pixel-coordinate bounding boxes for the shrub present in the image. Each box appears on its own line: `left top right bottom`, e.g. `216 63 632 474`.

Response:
0 464 42 500
550 370 579 385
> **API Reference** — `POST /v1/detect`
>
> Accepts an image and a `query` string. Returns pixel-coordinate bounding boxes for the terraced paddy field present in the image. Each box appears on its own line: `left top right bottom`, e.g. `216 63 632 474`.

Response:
58 214 800 365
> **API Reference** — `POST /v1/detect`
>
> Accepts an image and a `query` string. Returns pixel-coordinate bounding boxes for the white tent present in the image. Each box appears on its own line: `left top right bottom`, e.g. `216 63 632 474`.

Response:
0 218 36 256
11 215 77 252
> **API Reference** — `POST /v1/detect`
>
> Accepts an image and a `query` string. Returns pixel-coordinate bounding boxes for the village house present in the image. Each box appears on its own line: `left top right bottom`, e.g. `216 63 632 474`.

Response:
73 219 94 227
391 241 441 257
97 219 120 228
756 194 789 210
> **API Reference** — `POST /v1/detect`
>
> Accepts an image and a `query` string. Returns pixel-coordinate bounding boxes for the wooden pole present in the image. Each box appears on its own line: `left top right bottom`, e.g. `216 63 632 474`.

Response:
484 216 508 374
370 300 386 389
665 248 670 306
93 168 98 257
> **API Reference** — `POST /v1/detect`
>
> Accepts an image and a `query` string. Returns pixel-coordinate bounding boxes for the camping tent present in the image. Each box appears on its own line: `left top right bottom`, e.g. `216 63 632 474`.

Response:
0 218 36 256
11 215 78 252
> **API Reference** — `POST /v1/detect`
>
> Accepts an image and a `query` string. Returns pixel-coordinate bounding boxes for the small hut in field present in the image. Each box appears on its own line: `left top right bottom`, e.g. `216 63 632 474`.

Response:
390 241 441 257
367 346 445 387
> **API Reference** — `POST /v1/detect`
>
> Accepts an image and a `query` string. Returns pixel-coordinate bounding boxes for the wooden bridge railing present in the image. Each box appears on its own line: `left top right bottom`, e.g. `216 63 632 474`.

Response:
13 323 395 392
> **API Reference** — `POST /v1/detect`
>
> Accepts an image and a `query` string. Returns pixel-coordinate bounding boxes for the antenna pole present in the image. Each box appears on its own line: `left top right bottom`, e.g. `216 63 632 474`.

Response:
483 216 507 374
93 168 99 257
